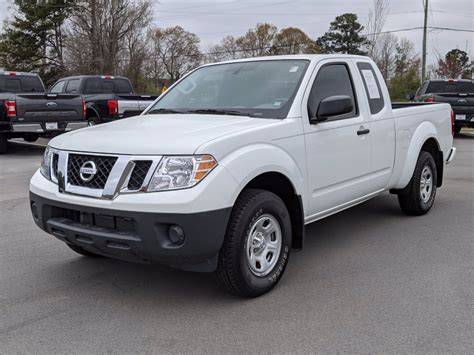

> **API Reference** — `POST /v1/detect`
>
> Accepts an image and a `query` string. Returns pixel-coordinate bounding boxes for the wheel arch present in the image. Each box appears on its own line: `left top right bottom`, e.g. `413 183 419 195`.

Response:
392 134 444 191
236 171 305 250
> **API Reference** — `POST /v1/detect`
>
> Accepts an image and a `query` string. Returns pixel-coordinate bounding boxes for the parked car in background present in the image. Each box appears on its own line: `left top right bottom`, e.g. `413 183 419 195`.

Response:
414 79 474 134
30 55 456 297
0 71 86 154
49 75 158 126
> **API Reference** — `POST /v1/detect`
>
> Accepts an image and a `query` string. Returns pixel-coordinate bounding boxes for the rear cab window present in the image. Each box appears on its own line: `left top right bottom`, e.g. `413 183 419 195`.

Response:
427 81 474 94
0 75 44 93
356 62 385 114
83 77 133 94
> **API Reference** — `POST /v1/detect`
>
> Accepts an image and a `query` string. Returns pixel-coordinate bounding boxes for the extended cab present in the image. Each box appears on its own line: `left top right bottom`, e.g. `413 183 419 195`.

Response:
0 71 86 153
49 75 158 126
30 55 456 297
414 79 474 134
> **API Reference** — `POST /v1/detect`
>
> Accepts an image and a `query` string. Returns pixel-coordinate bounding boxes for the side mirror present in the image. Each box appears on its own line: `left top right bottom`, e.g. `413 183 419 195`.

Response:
311 95 354 123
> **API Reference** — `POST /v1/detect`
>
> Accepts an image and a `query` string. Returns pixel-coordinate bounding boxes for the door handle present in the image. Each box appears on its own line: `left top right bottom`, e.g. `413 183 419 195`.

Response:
357 127 370 136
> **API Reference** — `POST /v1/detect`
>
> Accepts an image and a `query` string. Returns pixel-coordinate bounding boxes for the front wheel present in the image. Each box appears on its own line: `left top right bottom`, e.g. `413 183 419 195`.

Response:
397 151 437 216
216 189 292 297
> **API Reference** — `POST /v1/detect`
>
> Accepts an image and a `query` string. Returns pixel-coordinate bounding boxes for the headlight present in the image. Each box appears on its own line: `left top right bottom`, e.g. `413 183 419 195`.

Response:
147 155 217 191
40 146 53 180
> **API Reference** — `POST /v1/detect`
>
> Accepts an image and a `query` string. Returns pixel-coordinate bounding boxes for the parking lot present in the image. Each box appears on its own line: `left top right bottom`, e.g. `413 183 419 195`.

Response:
0 134 473 353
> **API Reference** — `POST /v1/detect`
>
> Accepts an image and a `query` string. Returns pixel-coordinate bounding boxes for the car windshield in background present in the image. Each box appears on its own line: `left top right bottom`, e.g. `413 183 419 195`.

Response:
146 60 310 119
427 81 474 94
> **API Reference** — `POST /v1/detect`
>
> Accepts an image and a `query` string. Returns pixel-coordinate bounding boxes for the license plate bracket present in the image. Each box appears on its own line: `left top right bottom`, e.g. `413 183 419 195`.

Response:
45 122 58 130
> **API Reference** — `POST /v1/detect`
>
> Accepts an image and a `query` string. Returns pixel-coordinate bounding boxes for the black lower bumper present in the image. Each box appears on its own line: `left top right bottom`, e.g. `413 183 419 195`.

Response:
30 192 231 272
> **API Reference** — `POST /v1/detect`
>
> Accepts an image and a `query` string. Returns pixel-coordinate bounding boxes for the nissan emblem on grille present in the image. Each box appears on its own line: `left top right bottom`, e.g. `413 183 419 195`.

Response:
79 161 97 182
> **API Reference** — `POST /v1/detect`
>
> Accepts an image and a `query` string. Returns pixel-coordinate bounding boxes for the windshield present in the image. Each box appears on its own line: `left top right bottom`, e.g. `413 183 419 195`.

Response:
146 59 310 119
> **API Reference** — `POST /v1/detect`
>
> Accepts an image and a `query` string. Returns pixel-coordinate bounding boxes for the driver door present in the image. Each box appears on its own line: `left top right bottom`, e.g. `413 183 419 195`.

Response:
302 60 373 220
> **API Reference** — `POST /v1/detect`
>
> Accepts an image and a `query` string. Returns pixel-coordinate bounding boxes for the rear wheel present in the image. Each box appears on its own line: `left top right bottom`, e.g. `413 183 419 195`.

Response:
87 116 100 126
67 244 103 258
0 134 8 154
216 189 292 297
397 151 437 216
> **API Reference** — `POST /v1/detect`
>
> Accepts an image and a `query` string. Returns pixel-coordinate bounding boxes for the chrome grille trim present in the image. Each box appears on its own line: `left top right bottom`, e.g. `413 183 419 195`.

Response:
52 150 162 200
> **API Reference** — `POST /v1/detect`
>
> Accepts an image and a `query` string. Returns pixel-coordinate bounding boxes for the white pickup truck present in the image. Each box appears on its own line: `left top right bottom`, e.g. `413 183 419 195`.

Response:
30 55 456 297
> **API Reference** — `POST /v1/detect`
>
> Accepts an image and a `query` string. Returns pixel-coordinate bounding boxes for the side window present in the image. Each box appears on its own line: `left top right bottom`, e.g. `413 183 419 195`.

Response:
357 62 384 114
50 81 65 93
308 63 358 120
65 79 80 93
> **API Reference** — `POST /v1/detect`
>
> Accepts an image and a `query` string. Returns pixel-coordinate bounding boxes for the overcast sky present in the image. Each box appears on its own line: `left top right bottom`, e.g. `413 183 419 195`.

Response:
1 0 473 65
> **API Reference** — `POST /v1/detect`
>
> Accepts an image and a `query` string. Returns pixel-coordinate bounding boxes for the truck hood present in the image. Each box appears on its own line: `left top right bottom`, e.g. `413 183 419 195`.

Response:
49 114 276 155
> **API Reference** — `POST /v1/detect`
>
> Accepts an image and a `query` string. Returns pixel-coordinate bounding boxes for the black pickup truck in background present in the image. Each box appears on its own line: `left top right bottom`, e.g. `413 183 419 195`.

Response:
49 75 158 126
414 79 474 134
0 71 86 153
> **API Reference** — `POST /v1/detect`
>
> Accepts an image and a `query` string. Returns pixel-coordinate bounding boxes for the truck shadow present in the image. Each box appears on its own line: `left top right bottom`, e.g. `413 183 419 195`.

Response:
455 132 474 140
6 140 46 157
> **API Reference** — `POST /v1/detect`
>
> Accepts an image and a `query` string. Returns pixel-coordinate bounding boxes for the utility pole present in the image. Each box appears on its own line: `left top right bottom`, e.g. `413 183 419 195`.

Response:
421 0 429 81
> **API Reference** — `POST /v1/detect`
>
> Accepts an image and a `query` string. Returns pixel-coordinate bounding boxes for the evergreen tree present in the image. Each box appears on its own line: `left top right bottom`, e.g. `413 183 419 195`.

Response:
0 1 72 84
317 13 368 55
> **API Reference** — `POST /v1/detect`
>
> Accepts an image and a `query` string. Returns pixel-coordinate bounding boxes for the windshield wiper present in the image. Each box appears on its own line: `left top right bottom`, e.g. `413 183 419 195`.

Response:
146 108 185 115
184 109 254 117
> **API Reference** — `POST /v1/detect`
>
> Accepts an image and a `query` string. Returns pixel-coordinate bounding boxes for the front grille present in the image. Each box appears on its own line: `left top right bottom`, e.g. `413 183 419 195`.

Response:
128 161 152 190
67 154 117 189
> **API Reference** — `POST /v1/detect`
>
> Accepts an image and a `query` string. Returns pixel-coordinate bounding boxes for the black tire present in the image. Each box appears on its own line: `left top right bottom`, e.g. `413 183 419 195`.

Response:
23 134 39 143
87 116 101 126
216 189 292 297
67 243 103 258
397 151 437 216
0 134 8 154
454 125 462 134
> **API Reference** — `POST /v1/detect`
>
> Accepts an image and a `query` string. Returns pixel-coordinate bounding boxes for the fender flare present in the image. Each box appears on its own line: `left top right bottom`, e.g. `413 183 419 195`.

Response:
219 143 306 209
394 121 440 189
85 103 101 120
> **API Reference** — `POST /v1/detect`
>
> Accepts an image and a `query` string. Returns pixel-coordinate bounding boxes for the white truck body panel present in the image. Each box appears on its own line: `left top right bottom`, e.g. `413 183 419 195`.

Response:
31 54 455 240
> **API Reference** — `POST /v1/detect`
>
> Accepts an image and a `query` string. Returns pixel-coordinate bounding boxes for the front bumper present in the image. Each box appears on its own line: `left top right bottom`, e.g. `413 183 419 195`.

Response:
30 192 231 272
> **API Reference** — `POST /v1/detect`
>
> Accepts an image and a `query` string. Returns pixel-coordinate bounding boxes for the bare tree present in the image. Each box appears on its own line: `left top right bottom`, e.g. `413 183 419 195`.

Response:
65 0 152 74
207 35 241 62
373 33 397 80
235 23 278 58
366 0 390 57
148 26 202 83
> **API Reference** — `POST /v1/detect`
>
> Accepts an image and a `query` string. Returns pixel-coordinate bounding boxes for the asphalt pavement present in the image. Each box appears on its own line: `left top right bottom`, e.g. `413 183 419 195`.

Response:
0 134 473 353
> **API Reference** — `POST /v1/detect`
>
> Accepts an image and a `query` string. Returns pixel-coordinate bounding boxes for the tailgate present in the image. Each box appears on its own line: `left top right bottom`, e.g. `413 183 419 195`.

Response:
117 94 157 117
15 93 84 122
434 93 474 108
